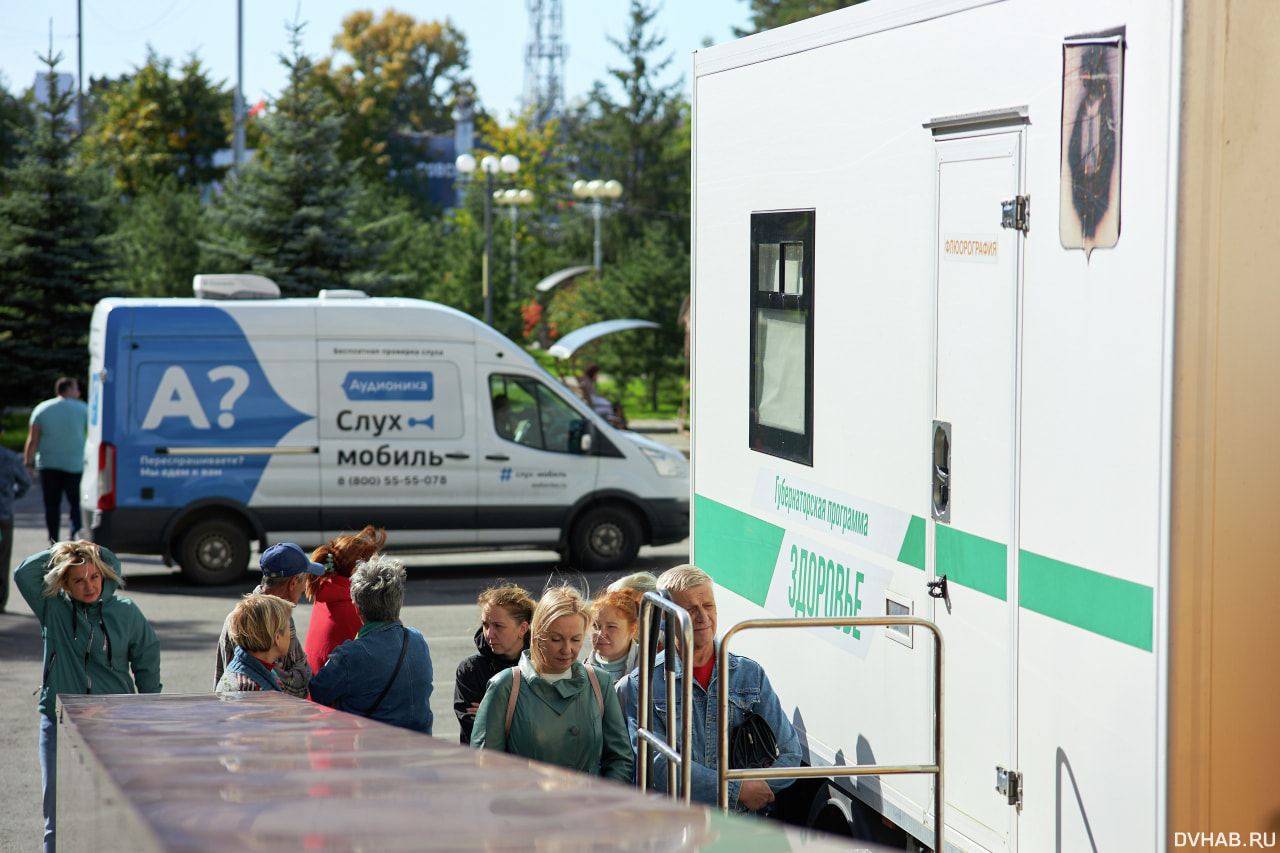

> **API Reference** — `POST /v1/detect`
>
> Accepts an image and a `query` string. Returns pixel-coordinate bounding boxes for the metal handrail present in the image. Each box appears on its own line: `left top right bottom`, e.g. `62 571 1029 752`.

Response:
717 616 944 853
635 591 694 803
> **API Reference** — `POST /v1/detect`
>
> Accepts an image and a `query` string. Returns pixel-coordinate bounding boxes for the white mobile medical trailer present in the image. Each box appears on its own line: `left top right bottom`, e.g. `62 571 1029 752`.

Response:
82 280 688 584
689 0 1278 850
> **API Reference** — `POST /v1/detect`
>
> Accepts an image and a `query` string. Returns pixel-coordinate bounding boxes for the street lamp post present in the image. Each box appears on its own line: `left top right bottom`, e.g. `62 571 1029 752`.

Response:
456 152 520 326
572 179 623 270
494 188 535 298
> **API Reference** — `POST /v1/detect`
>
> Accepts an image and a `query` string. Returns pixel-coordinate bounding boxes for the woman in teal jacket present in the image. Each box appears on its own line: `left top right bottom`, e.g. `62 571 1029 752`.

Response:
15 541 161 853
471 585 632 783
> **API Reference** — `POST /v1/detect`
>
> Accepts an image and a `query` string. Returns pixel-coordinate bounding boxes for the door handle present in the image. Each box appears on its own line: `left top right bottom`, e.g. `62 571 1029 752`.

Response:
445 453 471 460
485 454 510 462
932 420 951 523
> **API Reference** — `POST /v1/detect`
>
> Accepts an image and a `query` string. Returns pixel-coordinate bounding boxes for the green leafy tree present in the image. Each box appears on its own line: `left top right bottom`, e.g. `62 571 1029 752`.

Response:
734 0 866 35
0 53 113 403
81 51 231 197
317 9 471 209
548 221 688 411
107 174 204 297
437 112 581 338
202 25 380 297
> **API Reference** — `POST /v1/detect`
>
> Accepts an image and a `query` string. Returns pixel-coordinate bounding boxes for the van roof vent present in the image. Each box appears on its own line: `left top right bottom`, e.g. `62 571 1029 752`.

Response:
193 274 281 300
318 289 370 299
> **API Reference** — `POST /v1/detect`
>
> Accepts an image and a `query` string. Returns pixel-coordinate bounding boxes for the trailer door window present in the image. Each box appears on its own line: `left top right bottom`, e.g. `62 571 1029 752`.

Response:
750 210 815 465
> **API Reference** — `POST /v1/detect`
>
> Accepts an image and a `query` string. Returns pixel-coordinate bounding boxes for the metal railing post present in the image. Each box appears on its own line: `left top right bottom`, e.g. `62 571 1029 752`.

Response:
716 616 944 853
635 592 694 803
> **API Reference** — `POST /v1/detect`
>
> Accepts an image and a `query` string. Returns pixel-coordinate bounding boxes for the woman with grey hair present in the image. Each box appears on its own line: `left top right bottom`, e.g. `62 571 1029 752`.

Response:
309 556 434 734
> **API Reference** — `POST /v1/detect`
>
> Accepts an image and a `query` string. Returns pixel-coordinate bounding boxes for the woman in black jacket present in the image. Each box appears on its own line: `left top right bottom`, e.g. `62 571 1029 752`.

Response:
453 582 535 744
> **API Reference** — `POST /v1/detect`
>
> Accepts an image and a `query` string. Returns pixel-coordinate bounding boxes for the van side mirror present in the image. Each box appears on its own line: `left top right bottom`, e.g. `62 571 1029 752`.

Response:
580 431 593 454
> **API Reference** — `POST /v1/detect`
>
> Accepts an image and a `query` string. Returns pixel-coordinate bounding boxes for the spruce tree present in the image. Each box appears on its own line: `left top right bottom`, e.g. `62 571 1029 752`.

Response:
202 25 375 297
735 0 866 36
0 52 112 404
551 1 691 411
567 0 690 252
0 75 35 190
109 174 205 297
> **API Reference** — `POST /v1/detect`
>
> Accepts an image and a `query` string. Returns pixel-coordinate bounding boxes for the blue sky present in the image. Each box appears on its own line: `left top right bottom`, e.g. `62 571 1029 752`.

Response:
2 0 748 119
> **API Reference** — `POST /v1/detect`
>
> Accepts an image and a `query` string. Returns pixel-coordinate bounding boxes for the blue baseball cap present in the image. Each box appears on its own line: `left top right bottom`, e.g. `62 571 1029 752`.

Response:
260 543 325 579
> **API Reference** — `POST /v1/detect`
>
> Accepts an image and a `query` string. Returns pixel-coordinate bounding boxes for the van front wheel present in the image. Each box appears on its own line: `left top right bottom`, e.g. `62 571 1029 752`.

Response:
572 505 642 571
177 518 251 586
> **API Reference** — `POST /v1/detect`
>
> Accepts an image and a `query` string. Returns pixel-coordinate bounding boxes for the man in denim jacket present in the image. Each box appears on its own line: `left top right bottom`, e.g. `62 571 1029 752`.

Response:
620 564 801 811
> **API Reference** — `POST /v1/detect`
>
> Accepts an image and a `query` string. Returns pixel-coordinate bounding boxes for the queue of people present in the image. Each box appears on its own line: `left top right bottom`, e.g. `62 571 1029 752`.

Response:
15 528 803 853
470 584 634 781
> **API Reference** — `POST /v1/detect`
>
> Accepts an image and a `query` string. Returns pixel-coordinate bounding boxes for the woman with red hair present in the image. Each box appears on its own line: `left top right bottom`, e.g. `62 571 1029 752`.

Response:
303 525 386 673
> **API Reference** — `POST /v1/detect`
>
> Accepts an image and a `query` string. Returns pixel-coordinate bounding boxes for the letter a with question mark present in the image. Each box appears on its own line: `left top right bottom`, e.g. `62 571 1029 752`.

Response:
141 365 251 430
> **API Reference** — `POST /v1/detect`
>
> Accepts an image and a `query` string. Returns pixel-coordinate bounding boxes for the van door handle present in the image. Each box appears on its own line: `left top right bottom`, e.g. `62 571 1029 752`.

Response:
445 452 470 460
485 454 510 461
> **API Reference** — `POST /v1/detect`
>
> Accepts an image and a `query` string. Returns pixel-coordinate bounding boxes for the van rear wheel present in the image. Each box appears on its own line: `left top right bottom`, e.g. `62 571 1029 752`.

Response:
572 505 642 571
177 518 251 586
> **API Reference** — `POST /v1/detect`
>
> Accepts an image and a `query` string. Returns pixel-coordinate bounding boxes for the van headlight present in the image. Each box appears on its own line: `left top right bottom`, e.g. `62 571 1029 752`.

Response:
639 446 688 477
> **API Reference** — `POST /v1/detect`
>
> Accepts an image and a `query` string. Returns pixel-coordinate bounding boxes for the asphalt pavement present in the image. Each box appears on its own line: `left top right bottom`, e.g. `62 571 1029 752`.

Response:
0 485 688 852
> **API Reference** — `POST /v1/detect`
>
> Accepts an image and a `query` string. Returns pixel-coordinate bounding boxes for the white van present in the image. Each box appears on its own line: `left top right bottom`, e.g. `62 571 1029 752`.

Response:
81 277 689 584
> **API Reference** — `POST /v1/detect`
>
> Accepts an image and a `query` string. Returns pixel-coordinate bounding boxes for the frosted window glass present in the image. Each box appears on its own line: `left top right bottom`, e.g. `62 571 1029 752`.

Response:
753 308 807 433
758 244 780 291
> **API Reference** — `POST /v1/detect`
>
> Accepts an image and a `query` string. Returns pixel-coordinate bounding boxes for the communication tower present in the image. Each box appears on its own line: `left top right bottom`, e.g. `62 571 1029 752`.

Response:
522 0 567 127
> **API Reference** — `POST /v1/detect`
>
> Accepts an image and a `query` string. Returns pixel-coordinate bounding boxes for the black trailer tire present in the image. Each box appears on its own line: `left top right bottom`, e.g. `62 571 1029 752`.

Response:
571 505 643 571
177 517 251 586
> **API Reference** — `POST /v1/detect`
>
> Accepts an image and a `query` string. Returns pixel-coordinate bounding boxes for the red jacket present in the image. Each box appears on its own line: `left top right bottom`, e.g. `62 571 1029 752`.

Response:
304 575 362 674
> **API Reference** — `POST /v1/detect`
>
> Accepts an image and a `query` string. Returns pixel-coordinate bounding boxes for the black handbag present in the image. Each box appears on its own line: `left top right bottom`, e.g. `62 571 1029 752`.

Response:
729 710 779 769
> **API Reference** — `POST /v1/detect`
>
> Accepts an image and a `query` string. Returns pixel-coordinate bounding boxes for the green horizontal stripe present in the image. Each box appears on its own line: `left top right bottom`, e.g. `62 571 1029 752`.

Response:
897 515 927 570
935 525 1008 601
1019 550 1153 652
693 495 784 606
693 497 1152 651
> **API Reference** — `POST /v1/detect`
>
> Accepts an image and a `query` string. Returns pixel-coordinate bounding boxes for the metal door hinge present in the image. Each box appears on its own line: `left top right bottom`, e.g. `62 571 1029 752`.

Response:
1001 195 1030 234
996 766 1023 808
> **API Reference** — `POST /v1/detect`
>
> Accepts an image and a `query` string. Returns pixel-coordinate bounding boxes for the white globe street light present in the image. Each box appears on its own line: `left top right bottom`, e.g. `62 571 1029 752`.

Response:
494 188 535 299
456 152 522 326
573 178 623 270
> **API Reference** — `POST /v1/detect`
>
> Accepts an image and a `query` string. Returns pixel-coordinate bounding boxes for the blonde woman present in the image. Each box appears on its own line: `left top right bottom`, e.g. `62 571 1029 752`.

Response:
471 585 632 782
216 594 296 693
15 541 161 853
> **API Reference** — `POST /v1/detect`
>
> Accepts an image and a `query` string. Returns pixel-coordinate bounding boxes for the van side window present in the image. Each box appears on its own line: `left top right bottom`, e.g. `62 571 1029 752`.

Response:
750 209 815 465
489 374 588 454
